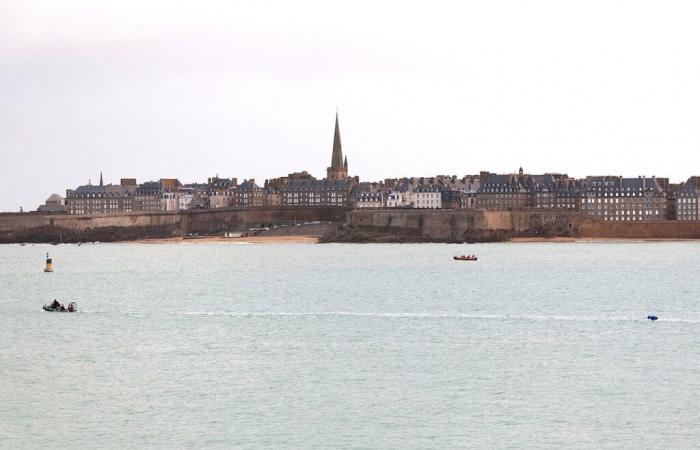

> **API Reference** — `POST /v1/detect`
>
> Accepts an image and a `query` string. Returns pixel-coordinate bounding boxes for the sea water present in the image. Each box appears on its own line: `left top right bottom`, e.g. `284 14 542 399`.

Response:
1 242 699 449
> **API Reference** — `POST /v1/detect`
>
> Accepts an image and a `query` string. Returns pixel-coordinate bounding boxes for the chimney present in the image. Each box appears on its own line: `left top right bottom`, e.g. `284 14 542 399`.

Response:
480 171 490 184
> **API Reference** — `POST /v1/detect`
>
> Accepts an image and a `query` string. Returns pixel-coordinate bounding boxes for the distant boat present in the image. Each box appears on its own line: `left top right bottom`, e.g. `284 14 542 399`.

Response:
43 301 77 313
453 255 477 261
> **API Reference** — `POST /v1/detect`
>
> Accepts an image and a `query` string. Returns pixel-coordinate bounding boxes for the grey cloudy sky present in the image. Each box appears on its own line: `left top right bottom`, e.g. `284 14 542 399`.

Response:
1 0 699 211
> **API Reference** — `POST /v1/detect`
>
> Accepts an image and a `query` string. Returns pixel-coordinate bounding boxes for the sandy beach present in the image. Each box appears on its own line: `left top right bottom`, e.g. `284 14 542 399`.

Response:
507 237 700 243
131 236 700 245
134 236 320 244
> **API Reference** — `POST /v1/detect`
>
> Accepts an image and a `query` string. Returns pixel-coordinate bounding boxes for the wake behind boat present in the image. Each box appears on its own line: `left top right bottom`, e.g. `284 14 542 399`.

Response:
454 254 477 261
43 300 77 312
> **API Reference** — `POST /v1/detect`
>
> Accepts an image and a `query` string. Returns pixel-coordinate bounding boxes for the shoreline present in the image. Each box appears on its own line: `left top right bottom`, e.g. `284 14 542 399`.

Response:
133 236 320 244
507 237 700 243
8 235 700 245
127 235 700 245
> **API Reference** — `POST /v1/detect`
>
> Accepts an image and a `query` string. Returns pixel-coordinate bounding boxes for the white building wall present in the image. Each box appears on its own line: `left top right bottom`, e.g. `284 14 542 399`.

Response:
161 192 179 211
356 199 383 208
414 191 441 209
209 194 228 209
179 193 193 210
387 191 411 208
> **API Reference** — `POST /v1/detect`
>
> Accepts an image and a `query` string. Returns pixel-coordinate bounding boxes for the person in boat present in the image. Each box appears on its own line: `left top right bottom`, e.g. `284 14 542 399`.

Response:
60 304 66 311
67 303 75 312
51 299 61 309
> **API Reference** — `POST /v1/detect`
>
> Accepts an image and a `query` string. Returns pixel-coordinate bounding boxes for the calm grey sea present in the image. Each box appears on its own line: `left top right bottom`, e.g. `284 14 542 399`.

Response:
1 242 699 449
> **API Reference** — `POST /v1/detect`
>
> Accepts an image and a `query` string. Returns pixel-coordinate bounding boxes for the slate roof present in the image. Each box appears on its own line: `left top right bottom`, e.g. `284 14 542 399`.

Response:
135 181 163 195
69 184 132 198
284 178 352 192
677 182 697 197
237 180 262 191
621 177 663 193
355 191 383 200
415 185 441 193
351 182 374 195
478 174 525 192
525 175 556 192
584 176 664 194
208 177 234 189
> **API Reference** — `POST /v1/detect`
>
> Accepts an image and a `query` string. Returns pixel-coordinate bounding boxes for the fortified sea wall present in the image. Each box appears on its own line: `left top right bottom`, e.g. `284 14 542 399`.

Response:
0 207 349 243
576 216 700 239
332 209 583 242
3 208 700 243
331 209 700 242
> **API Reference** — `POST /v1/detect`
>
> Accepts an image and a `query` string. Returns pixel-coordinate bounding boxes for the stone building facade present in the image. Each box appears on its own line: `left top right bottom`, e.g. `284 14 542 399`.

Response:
413 185 442 209
675 180 699 221
581 176 667 221
526 175 582 210
282 179 354 207
206 176 236 209
476 173 528 209
134 181 164 212
66 184 134 215
231 179 265 207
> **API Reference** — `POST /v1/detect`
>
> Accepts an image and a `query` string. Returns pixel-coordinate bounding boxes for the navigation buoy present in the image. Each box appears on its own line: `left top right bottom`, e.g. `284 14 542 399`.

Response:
647 315 658 321
44 253 53 273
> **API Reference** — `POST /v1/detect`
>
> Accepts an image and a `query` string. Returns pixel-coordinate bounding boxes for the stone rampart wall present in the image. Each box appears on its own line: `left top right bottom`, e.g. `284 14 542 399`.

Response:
0 207 349 243
578 216 700 239
347 209 487 240
4 207 700 243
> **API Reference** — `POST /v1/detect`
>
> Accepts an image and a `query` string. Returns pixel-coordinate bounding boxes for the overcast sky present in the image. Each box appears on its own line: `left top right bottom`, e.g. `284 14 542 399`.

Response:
1 1 700 211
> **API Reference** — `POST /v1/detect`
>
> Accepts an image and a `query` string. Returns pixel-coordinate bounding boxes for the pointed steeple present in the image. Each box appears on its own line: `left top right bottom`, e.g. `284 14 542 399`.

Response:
331 112 343 168
327 111 349 181
99 171 103 186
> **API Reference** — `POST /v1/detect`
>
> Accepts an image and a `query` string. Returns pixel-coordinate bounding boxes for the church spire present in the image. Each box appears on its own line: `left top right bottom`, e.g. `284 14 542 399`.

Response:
331 112 343 168
99 171 103 186
327 111 349 180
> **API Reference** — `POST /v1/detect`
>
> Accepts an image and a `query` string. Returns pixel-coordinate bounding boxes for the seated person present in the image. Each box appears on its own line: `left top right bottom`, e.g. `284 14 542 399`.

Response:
51 299 60 309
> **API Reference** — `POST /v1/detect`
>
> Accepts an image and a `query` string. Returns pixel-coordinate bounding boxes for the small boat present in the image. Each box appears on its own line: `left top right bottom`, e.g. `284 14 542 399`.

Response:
453 255 478 261
43 301 77 313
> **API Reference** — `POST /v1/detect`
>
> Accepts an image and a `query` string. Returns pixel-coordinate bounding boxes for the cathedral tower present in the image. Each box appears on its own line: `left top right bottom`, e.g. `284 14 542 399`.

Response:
327 112 348 180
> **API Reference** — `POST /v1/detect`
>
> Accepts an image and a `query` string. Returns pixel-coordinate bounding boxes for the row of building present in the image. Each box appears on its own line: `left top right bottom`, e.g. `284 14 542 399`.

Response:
37 169 700 222
36 113 700 221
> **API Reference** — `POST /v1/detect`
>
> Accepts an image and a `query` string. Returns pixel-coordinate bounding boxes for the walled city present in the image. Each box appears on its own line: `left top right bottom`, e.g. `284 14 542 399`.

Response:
5 113 700 243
